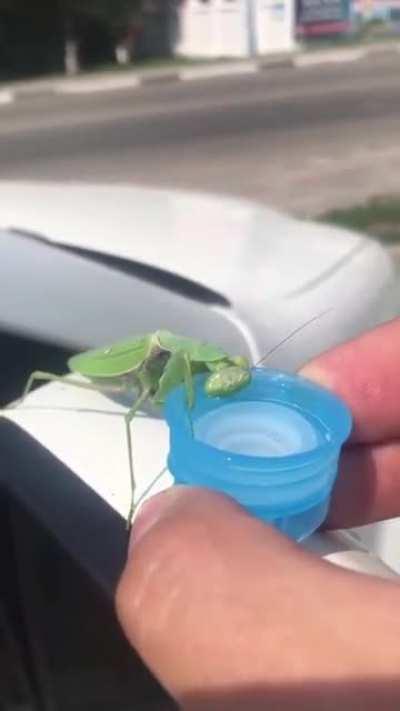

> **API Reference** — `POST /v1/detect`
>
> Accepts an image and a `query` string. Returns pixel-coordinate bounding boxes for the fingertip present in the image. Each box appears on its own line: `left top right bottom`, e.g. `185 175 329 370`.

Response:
298 320 400 443
298 363 335 390
129 486 188 552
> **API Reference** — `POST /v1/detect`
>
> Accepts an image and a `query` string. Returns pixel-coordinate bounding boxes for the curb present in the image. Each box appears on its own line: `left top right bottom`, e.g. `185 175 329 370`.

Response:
0 90 14 105
1 41 400 102
294 47 367 67
57 74 141 95
179 60 258 81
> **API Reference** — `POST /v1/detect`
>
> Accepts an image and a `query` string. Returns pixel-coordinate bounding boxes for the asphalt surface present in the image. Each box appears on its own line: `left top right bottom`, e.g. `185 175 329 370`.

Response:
1 52 400 215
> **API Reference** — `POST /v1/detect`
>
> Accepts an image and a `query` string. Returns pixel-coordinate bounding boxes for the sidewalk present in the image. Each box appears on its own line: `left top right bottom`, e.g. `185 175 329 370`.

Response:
1 39 399 103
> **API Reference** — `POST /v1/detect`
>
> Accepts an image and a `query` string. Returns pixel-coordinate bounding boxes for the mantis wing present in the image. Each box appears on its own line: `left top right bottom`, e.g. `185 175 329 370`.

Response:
68 334 154 379
157 331 227 363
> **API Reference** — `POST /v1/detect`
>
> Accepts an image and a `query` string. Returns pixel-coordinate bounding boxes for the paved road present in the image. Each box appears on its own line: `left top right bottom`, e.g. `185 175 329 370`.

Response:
1 52 400 215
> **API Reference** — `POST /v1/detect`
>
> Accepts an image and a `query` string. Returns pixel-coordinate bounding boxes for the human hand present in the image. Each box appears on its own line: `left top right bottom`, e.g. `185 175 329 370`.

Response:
300 318 400 528
116 319 400 710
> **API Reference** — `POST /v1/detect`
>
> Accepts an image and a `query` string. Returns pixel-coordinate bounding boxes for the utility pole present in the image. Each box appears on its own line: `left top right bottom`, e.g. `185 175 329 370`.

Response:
246 0 257 57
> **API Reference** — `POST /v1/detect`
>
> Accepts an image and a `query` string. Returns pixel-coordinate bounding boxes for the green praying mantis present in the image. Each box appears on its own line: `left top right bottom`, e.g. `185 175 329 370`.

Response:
15 313 328 526
19 330 251 525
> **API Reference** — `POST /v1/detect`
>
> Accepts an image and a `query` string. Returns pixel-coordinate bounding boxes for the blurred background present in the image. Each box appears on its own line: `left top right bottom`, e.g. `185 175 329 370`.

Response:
0 0 399 222
1 1 400 710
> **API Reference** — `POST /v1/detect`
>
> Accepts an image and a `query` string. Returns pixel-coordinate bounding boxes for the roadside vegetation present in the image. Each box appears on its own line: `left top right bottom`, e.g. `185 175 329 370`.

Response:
320 196 400 244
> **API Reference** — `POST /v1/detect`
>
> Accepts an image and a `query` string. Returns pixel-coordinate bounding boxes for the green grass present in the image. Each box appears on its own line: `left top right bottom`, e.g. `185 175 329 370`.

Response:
319 196 400 243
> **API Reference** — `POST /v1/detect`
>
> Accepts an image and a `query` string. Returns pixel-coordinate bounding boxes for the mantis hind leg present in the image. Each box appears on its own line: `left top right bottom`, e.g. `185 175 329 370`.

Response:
17 371 104 406
16 370 149 530
124 388 151 529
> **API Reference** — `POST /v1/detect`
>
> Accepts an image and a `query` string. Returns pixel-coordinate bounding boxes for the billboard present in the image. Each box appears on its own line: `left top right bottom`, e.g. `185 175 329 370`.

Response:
297 0 351 36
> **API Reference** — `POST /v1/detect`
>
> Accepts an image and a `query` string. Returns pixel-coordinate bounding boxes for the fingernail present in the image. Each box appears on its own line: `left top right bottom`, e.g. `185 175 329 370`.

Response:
129 487 184 554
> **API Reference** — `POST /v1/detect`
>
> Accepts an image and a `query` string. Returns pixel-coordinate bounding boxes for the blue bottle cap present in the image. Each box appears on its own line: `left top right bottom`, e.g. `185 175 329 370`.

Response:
164 368 352 541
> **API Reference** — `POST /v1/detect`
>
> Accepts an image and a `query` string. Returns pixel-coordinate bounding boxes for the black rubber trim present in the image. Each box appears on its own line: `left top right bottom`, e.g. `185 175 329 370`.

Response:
0 418 127 595
10 227 230 307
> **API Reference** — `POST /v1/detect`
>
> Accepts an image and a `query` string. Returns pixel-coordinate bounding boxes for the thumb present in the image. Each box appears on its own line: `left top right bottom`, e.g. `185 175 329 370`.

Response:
115 487 371 710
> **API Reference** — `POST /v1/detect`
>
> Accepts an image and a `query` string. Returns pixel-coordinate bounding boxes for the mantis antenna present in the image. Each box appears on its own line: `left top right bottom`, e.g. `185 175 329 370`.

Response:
255 309 333 367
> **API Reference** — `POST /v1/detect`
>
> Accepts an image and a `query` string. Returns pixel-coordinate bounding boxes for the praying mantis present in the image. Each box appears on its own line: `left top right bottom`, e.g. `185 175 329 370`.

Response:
17 330 251 525
13 314 328 526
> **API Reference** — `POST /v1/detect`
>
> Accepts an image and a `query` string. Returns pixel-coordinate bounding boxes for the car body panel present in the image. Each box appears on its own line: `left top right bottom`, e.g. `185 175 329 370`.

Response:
1 182 399 577
0 228 254 358
0 181 397 369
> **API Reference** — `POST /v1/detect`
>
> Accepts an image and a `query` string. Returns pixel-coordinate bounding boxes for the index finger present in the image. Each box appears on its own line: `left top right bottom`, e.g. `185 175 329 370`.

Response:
299 318 400 444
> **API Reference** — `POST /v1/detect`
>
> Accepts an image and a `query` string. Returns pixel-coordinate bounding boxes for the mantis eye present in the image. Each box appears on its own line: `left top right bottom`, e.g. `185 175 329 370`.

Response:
205 366 251 398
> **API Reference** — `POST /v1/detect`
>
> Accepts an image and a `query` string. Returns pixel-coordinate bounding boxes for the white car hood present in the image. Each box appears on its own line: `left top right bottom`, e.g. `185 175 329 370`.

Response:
0 181 396 368
0 180 381 298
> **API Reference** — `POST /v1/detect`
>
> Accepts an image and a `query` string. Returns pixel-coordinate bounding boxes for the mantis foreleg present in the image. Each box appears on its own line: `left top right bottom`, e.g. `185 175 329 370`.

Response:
182 353 195 436
182 353 194 409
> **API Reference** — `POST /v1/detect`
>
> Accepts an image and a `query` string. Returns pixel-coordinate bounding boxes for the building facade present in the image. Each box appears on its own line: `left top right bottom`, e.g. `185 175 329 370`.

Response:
175 0 296 58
